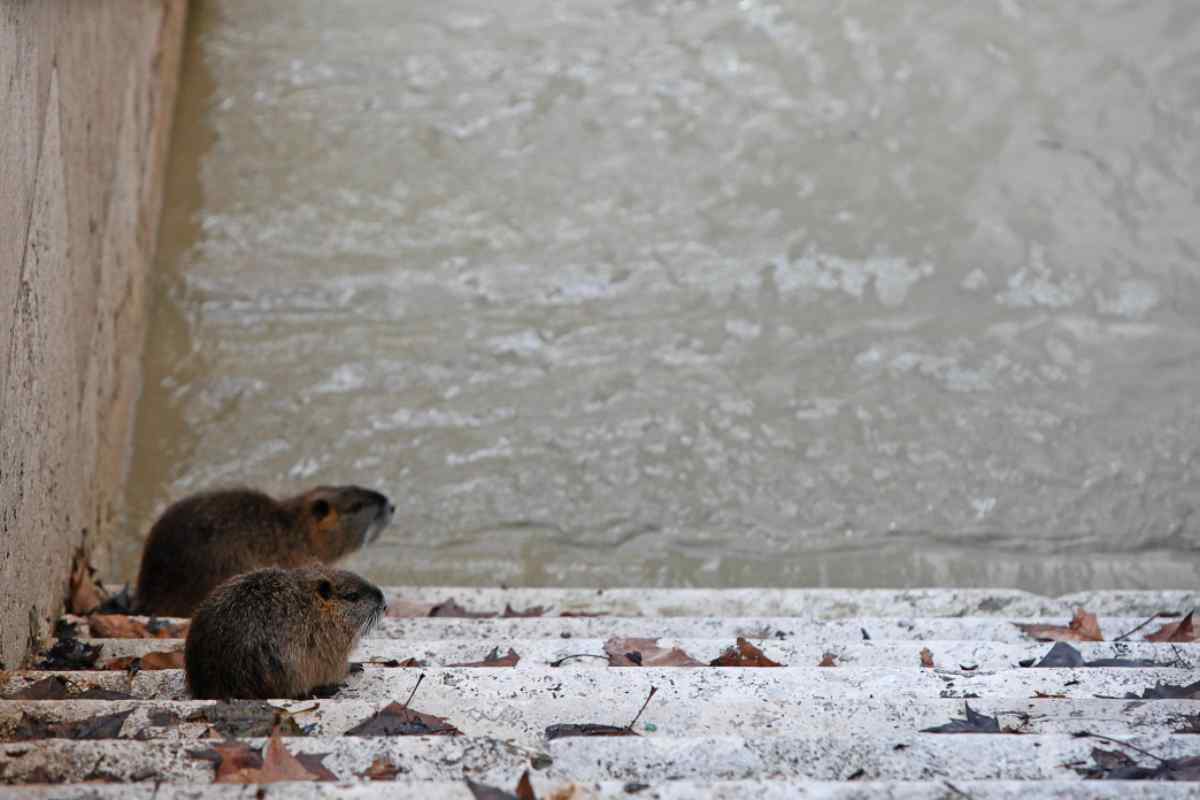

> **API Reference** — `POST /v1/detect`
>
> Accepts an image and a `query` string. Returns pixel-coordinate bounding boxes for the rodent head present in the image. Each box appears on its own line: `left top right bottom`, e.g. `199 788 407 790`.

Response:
290 485 396 562
307 566 386 638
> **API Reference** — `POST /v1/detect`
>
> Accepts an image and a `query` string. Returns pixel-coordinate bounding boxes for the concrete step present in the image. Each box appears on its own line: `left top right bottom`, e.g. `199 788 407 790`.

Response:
1 696 1195 740
2 734 1199 783
6 782 1200 800
3 665 1196 706
381 586 1200 618
8 588 1196 796
70 614 1181 642
75 636 1200 671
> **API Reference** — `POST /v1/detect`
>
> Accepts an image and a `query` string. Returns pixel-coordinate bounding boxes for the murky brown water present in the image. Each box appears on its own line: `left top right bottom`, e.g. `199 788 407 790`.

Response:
121 0 1200 592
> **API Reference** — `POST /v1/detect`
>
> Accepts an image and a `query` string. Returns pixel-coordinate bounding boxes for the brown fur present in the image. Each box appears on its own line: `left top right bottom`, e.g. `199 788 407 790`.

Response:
184 566 385 700
135 486 393 617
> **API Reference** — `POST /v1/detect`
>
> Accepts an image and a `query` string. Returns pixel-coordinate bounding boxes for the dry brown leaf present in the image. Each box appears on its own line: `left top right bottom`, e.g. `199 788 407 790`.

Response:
467 770 538 799
502 604 546 618
208 730 328 783
88 614 189 639
1013 608 1103 642
604 637 703 667
919 648 935 668
362 657 426 668
1034 690 1068 699
817 652 838 667
516 771 537 800
429 599 496 618
345 702 461 736
361 757 403 781
101 650 184 672
67 550 105 616
1145 611 1195 643
450 647 521 667
710 638 784 667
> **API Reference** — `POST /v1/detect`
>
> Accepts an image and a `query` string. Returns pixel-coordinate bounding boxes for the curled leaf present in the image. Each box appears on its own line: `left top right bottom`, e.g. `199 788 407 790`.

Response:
1145 611 1195 643
604 637 702 667
920 703 1001 734
1014 608 1103 642
710 638 783 667
450 647 521 668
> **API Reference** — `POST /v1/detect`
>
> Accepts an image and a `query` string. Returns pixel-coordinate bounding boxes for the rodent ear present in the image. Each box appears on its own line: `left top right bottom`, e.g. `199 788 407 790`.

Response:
317 579 333 600
311 499 331 520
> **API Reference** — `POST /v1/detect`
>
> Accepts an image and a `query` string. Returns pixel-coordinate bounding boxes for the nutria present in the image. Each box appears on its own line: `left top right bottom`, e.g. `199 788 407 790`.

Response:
185 565 385 699
135 485 394 617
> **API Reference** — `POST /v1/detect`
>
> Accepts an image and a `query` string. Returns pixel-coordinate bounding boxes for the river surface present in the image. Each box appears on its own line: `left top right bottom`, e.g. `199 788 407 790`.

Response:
120 0 1200 593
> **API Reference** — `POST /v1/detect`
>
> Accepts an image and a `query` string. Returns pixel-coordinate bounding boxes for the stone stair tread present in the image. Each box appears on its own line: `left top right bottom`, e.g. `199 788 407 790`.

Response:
95 586 1200 619
1 696 1196 740
3 664 1195 704
74 637 1200 671
7 588 1197 792
68 615 1180 643
2 734 1198 783
3 782 1200 800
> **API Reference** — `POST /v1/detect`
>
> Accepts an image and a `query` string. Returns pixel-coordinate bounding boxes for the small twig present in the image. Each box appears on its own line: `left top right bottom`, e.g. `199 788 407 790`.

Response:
1075 730 1168 764
403 673 425 707
548 653 608 667
625 686 658 730
1113 612 1164 642
1170 643 1189 669
943 781 977 800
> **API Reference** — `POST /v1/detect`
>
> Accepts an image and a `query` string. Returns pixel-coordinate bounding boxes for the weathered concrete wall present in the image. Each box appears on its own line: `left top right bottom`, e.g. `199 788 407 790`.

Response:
0 1 185 668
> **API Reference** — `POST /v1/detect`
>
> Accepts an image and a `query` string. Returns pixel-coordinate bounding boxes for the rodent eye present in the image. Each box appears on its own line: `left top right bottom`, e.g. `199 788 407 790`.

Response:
317 580 333 600
311 499 331 519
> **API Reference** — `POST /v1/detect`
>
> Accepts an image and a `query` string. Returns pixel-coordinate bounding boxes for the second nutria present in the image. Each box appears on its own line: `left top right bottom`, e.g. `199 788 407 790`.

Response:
185 565 385 699
135 485 394 617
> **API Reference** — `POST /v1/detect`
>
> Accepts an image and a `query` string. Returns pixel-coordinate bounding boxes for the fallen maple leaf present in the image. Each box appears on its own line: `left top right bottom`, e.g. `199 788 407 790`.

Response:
920 703 1002 734
10 709 133 740
1123 679 1200 700
919 648 935 668
709 638 783 667
1030 641 1163 669
361 657 426 668
1073 735 1200 781
360 757 404 781
345 674 462 736
1145 611 1195 643
429 599 496 619
185 703 303 738
88 614 189 639
603 637 703 667
451 647 521 668
101 650 184 672
199 729 333 783
67 550 105 616
545 687 657 740
7 676 71 700
345 701 461 735
36 638 102 670
502 605 546 618
467 769 537 799
817 653 838 667
1014 608 1103 642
